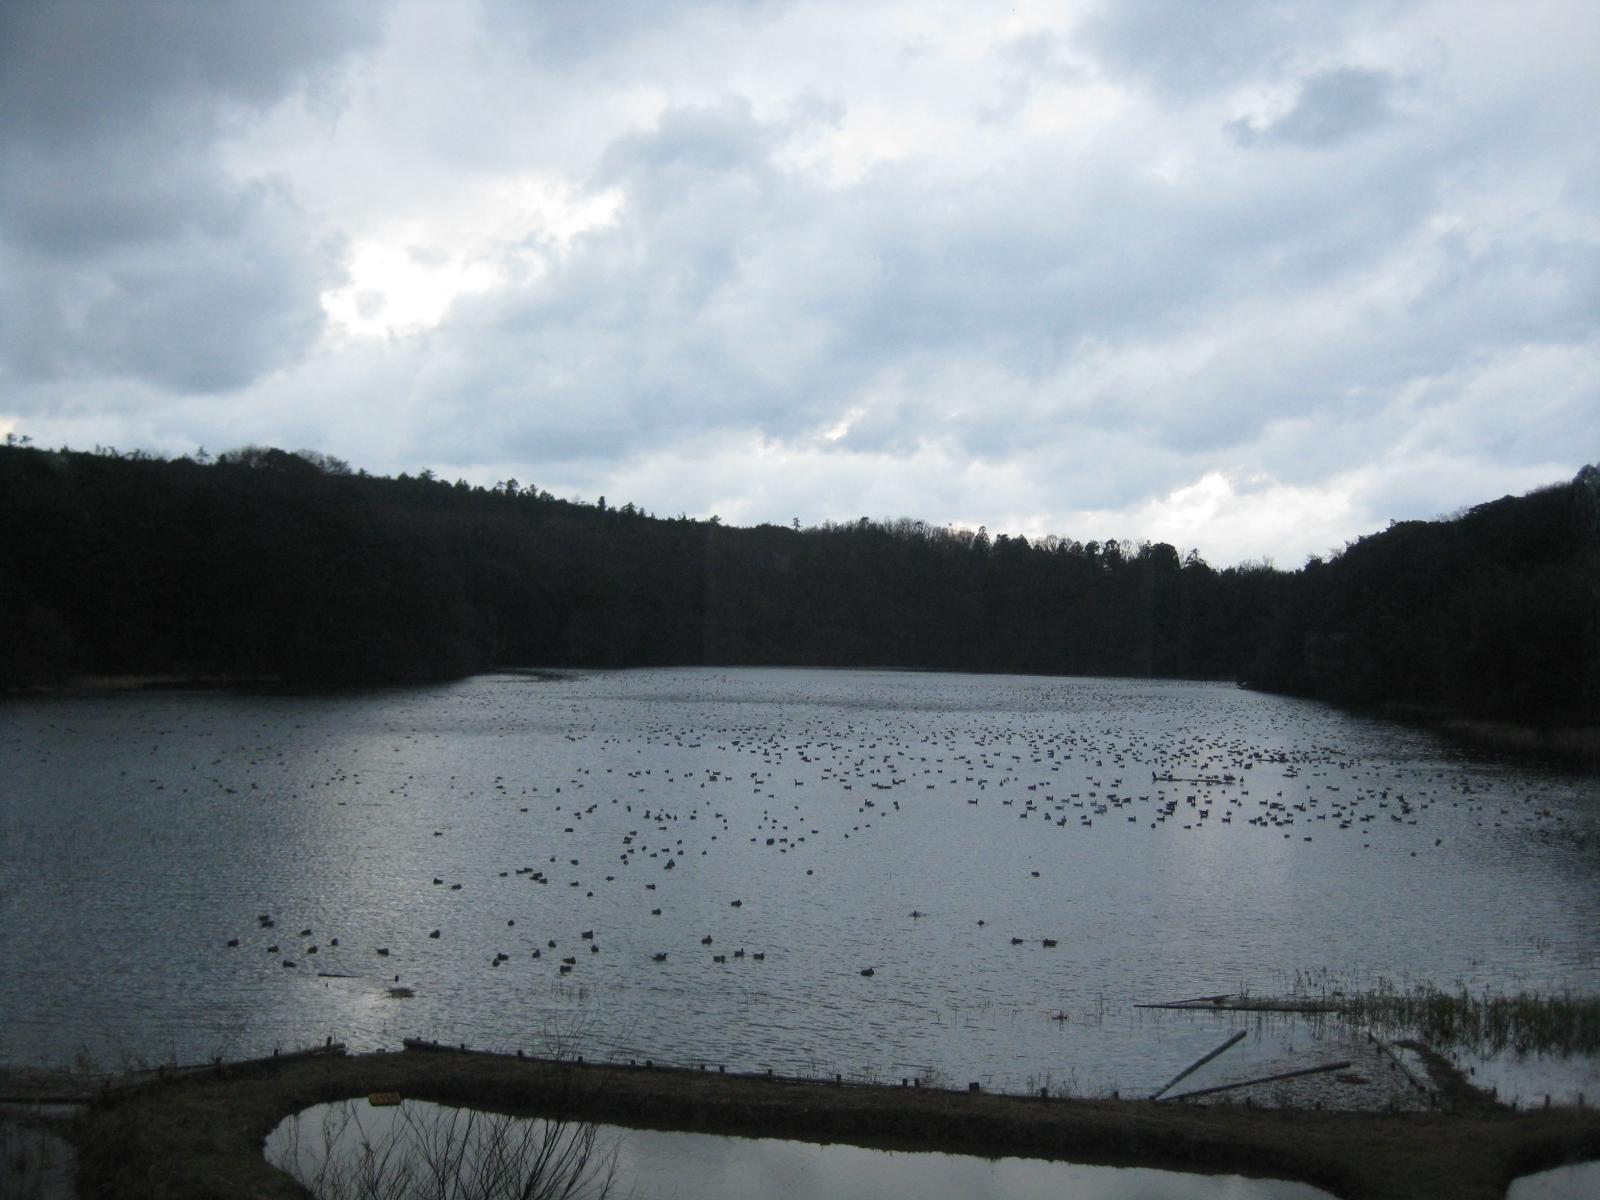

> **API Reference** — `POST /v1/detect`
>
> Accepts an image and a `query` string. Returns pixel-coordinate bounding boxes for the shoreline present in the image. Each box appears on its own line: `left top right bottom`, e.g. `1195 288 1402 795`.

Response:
1365 700 1600 770
1427 716 1600 770
24 1045 1600 1200
1 672 286 698
12 669 1598 773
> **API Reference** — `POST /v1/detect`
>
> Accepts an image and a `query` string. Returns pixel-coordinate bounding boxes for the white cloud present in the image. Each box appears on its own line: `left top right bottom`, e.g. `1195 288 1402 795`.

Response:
318 180 623 338
1102 470 1364 565
1228 66 1398 146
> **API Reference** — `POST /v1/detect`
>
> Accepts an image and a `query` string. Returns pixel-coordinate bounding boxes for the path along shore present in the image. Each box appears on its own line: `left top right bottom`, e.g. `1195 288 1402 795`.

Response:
4 1042 1598 1200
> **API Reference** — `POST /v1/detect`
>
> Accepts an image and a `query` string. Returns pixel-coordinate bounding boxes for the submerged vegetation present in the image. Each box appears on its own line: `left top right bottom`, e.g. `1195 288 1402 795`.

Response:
1 439 1594 737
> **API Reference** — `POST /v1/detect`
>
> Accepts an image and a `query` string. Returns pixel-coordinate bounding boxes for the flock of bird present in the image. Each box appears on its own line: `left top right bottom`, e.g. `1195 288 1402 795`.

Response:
199 676 1583 1003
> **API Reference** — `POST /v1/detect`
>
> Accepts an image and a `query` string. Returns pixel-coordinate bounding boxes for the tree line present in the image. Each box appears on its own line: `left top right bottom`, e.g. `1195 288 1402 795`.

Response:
1 439 1593 727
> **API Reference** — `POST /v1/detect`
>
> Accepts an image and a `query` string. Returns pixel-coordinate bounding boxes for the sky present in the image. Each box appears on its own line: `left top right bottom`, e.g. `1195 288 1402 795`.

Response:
1 0 1596 567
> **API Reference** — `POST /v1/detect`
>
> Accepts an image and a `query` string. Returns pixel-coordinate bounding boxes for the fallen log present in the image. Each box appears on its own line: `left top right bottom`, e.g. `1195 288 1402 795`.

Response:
1136 993 1230 1008
1161 1061 1353 1103
1135 996 1338 1013
1150 1030 1247 1100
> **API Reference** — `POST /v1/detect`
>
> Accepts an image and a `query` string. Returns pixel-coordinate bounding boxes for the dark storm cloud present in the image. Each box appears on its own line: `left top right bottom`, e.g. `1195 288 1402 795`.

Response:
0 184 334 395
595 96 783 211
0 1 373 145
487 0 783 62
0 0 378 395
1075 0 1370 95
1229 68 1398 146
405 98 828 461
409 78 1459 478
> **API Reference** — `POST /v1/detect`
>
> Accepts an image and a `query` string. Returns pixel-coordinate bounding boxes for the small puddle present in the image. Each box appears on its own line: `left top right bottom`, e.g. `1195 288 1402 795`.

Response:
267 1099 1336 1199
1506 1160 1600 1199
1 1112 77 1200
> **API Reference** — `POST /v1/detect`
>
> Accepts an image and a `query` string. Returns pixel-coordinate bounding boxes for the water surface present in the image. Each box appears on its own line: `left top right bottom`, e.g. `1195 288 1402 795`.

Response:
3 669 1595 1099
267 1099 1337 1200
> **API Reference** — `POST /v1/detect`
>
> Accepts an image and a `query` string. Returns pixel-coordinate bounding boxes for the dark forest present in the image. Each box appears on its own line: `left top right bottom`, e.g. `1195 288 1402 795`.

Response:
1 440 1594 729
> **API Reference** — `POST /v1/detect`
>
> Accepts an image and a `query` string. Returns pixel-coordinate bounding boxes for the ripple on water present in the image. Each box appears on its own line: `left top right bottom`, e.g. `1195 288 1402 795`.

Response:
2 668 1595 1102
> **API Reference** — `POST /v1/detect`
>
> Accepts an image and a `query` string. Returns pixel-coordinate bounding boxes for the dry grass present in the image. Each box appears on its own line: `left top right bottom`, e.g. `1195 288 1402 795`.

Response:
1275 974 1600 1057
1348 988 1600 1057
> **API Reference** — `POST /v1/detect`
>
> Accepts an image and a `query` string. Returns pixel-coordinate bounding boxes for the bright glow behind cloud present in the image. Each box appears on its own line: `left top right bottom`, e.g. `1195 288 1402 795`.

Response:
320 180 623 338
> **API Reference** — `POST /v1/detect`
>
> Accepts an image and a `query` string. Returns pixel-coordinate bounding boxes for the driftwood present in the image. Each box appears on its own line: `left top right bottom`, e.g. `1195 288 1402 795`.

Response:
1161 1060 1353 1103
1138 993 1230 1008
1149 1030 1247 1100
1136 995 1338 1014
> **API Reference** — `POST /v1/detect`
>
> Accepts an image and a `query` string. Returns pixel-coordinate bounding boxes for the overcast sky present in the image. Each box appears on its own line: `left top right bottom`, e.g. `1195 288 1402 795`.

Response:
2 0 1596 566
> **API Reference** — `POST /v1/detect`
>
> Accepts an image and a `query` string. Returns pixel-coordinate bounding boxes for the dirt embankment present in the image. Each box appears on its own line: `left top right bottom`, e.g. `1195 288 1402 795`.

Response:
30 1045 1598 1200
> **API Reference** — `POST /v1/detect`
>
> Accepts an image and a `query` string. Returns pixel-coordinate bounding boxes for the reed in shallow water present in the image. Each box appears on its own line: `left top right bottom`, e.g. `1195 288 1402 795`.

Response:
1289 975 1600 1056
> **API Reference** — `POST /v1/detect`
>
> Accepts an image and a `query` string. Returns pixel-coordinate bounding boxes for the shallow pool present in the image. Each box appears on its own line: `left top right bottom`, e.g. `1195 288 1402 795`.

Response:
266 1098 1337 1199
1506 1159 1600 1199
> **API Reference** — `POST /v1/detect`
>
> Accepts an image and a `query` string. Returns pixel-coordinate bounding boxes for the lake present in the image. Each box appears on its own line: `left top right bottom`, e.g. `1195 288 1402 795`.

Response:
2 668 1596 1103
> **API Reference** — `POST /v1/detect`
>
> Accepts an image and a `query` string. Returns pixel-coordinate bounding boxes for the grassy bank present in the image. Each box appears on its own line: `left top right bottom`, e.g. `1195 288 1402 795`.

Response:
51 1045 1600 1200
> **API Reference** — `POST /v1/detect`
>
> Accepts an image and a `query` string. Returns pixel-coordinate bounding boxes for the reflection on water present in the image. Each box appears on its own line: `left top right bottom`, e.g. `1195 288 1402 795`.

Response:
1506 1160 1600 1200
269 1099 618 1200
3 669 1596 1101
266 1100 1337 1200
0 1114 76 1200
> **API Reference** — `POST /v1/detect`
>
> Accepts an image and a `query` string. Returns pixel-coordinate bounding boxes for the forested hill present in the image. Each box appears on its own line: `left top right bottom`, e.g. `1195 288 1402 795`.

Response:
1 442 1594 727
